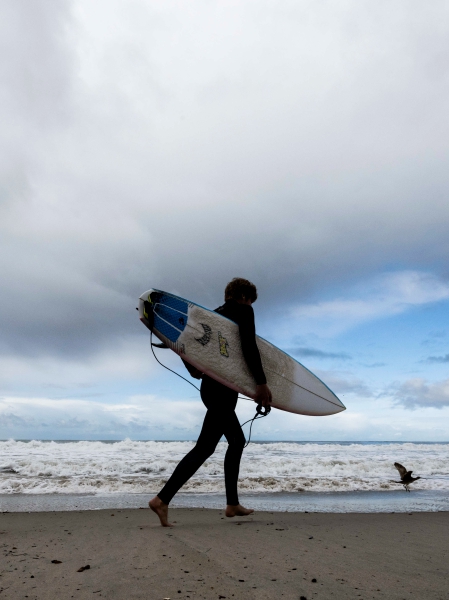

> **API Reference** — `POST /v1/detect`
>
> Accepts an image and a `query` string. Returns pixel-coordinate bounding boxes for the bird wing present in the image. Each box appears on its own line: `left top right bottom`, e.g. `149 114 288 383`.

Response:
394 462 407 478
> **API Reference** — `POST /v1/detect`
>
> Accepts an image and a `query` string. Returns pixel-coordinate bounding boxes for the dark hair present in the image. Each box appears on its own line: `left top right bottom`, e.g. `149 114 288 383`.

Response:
224 278 258 303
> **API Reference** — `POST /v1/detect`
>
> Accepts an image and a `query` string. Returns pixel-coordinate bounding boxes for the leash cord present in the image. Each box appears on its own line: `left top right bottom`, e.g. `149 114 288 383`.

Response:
240 413 268 448
149 331 270 445
150 330 201 393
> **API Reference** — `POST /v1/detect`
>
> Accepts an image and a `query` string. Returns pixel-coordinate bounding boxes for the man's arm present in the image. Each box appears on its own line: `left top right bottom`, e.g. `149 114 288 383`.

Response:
237 305 272 406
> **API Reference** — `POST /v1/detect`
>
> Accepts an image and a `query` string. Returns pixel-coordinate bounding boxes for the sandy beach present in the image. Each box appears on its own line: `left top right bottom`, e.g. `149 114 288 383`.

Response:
1 508 447 599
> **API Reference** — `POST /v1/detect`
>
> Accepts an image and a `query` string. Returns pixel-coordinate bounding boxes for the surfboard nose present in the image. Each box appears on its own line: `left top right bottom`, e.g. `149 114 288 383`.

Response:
326 391 346 414
309 388 346 416
279 363 346 416
271 393 345 416
327 397 346 415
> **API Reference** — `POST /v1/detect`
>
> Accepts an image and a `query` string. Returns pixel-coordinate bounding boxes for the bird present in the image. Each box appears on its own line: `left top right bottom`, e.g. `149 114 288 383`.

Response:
392 462 421 492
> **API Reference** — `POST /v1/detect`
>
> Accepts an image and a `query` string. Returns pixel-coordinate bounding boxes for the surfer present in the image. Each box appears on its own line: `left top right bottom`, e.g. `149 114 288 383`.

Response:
149 278 272 527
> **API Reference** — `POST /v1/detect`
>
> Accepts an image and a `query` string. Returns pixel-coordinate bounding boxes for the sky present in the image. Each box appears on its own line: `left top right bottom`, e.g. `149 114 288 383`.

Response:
1 0 449 441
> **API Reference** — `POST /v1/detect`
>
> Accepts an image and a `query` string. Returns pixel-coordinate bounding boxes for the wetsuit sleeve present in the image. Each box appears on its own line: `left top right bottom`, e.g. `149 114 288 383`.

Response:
236 305 267 385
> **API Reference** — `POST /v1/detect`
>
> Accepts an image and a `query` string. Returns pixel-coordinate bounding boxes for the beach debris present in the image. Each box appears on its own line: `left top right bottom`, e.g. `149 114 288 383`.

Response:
218 596 226 598
308 536 313 539
77 564 91 572
392 463 421 492
311 578 317 582
300 596 307 600
51 560 62 564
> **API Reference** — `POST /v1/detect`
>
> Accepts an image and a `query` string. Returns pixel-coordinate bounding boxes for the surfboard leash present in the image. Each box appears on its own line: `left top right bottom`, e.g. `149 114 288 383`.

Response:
150 329 201 393
240 404 271 448
149 330 271 446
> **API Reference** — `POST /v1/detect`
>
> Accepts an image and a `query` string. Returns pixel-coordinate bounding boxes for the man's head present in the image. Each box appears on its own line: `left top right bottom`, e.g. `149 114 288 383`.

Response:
224 278 258 304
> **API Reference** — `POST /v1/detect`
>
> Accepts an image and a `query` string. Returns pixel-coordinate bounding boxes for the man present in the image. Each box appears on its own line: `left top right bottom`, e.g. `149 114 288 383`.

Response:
149 278 272 527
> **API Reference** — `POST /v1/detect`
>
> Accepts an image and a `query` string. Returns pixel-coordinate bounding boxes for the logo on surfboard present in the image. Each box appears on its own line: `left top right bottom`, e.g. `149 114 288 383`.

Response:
195 323 212 346
218 332 229 357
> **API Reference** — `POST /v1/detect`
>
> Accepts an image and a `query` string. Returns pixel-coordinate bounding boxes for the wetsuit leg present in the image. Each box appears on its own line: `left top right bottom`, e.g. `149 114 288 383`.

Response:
157 376 245 506
222 409 245 506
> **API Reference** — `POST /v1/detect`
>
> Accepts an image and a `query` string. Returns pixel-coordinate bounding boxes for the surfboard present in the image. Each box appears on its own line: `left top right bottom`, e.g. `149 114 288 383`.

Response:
138 289 346 416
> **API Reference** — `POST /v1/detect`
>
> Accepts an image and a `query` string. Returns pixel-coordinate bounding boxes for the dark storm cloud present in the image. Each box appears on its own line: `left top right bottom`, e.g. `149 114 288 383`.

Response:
289 347 352 360
2 0 449 371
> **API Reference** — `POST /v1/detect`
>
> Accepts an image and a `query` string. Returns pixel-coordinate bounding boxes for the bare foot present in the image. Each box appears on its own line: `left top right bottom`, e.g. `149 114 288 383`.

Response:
225 504 254 518
149 496 173 527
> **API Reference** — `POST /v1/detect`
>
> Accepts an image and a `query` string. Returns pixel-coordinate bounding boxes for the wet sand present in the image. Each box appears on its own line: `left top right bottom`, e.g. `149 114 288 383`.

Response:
1 508 447 599
3 489 449 513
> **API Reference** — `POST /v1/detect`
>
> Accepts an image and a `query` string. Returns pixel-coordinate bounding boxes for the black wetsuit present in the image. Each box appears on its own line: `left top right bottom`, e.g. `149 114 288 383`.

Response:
157 300 266 506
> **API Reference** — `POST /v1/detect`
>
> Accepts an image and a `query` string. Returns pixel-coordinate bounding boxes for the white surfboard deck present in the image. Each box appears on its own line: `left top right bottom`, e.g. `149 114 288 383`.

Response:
139 289 346 416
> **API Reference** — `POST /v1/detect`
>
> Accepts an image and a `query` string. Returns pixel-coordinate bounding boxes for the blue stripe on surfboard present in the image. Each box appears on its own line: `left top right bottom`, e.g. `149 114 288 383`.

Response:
151 291 188 315
151 291 188 343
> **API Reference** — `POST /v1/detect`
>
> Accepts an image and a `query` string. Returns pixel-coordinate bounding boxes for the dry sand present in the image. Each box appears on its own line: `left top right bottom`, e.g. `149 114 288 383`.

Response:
1 508 447 599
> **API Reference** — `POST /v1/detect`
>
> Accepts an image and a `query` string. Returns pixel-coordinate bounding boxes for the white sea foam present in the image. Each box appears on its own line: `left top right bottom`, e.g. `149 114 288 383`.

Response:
0 439 448 495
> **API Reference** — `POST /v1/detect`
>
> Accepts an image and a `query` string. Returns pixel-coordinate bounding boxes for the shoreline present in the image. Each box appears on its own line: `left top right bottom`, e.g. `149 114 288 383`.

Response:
2 489 449 513
1 507 447 599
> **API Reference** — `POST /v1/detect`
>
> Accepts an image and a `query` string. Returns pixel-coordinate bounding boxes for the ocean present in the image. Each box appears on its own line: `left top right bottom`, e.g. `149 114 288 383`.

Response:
1 440 448 513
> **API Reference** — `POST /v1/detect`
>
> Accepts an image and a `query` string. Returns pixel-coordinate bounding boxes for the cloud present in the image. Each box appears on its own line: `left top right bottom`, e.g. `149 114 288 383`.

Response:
288 347 352 360
1 0 449 435
425 354 449 364
292 271 449 335
393 378 449 409
0 336 157 396
313 371 373 398
0 395 206 440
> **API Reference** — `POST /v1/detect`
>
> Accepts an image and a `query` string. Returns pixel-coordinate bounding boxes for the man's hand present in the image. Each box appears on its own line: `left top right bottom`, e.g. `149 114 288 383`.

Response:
254 384 272 407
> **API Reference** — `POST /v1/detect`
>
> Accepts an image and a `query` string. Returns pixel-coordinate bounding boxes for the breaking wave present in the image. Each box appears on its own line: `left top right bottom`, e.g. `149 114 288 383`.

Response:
1 439 448 495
